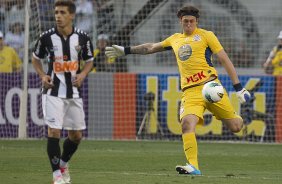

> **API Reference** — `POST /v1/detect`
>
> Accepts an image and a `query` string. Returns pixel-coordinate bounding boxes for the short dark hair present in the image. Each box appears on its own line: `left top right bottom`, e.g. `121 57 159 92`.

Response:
177 5 200 19
54 0 76 14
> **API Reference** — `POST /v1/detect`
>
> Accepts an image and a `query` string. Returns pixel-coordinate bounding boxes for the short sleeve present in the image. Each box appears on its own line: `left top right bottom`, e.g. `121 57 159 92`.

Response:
206 31 223 54
33 35 47 59
81 35 94 62
161 34 175 50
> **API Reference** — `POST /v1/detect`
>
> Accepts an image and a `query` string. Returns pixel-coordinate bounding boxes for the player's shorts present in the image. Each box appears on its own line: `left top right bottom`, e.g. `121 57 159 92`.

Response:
42 94 86 130
179 79 242 124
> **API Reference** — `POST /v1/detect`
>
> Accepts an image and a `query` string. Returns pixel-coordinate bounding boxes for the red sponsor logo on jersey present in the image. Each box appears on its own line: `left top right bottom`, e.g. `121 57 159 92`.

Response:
53 55 69 61
186 71 206 84
53 61 78 73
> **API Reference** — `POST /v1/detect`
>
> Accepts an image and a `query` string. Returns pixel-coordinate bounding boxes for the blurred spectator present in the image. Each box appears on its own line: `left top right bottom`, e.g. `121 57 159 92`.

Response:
81 34 116 72
94 34 116 72
0 31 22 73
92 34 116 72
4 22 25 60
75 0 94 33
5 0 25 34
0 0 7 33
263 31 282 75
233 42 254 67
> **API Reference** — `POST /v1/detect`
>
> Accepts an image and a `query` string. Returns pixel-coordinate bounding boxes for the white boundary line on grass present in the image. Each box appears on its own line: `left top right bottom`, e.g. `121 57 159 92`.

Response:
89 171 281 180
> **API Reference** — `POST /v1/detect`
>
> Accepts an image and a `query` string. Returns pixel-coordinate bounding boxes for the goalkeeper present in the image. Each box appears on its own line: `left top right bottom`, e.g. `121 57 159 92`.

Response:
105 5 250 175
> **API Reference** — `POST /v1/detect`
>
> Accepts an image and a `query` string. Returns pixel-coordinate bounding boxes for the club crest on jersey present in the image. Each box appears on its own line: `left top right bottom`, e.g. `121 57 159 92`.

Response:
75 45 81 53
193 34 201 41
178 44 192 61
50 45 58 52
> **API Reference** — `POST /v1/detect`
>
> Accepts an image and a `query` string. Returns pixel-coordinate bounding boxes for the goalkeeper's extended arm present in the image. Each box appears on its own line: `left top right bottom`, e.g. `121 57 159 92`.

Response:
233 83 251 103
105 43 165 58
105 45 131 58
216 50 251 103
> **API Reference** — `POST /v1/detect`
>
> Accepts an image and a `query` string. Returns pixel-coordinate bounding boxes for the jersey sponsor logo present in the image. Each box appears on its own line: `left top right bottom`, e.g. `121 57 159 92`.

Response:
50 45 58 52
47 118 55 123
186 71 207 84
53 55 69 61
35 40 41 55
53 60 79 73
178 44 192 61
86 40 92 56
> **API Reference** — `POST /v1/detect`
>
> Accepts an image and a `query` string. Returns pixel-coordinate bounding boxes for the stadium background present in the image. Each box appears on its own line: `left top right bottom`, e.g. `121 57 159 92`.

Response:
1 0 282 143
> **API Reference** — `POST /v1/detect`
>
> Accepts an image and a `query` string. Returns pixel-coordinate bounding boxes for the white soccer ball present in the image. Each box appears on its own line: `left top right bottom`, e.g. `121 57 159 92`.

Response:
202 81 224 103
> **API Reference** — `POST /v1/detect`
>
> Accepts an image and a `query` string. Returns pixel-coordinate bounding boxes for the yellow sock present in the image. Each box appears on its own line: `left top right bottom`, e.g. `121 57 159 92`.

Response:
182 132 199 170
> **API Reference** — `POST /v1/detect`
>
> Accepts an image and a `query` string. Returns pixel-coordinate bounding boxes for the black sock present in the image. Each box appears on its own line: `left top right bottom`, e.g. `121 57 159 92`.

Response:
61 138 79 163
47 137 61 172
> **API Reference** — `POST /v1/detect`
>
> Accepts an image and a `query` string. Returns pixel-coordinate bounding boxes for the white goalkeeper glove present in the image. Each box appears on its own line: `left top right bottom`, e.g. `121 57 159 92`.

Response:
233 83 251 103
105 45 131 58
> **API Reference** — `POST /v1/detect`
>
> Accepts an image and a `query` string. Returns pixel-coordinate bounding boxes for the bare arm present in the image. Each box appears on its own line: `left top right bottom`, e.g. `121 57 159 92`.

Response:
264 50 274 67
32 56 54 89
130 42 166 55
216 49 240 85
216 49 251 103
72 60 93 87
263 50 275 74
105 42 166 58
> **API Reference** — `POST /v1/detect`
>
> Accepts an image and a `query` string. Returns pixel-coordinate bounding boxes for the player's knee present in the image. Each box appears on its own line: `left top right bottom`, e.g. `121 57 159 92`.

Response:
69 136 82 144
48 128 61 138
68 131 82 144
230 121 243 133
181 116 197 133
223 118 243 133
73 138 82 144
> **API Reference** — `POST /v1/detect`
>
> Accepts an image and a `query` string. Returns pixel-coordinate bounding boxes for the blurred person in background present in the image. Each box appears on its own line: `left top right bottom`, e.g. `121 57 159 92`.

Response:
263 31 282 75
75 0 94 34
105 5 250 175
81 33 116 72
0 30 22 73
93 33 116 72
4 22 25 60
5 0 25 34
0 0 7 33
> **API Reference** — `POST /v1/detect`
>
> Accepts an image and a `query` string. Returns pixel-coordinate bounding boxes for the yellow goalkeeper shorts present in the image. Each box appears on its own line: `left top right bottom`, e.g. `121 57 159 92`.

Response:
179 79 242 124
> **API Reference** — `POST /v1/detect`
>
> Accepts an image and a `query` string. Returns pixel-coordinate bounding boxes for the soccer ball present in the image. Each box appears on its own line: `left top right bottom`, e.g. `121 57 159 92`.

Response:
202 81 224 103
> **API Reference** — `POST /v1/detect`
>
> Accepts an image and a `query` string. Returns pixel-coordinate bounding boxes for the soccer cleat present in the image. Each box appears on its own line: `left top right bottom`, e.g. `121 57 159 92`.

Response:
53 175 66 184
176 163 202 175
60 164 71 184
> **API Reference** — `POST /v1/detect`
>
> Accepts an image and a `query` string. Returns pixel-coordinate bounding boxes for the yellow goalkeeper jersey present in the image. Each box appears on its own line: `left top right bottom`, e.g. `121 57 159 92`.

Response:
271 46 282 75
161 28 223 90
0 46 22 73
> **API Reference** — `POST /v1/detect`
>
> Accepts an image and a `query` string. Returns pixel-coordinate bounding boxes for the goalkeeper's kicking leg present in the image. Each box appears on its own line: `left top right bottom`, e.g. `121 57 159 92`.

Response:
176 84 245 175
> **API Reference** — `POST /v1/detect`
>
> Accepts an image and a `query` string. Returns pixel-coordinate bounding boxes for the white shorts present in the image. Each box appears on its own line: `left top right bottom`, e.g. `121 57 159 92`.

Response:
42 94 86 130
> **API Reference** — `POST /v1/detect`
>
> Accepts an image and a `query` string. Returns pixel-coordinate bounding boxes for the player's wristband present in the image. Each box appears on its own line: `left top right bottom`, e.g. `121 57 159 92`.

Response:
233 83 243 92
124 47 131 55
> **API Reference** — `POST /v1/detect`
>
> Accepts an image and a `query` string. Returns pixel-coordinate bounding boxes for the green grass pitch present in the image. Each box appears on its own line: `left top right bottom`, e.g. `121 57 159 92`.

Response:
0 140 281 184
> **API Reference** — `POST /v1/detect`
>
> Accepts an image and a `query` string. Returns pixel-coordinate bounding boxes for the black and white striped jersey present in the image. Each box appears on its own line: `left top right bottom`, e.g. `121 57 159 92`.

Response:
33 27 94 99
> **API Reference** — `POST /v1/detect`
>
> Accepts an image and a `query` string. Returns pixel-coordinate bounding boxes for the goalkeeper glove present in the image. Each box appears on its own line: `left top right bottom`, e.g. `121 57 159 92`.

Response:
233 83 251 103
105 45 131 58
